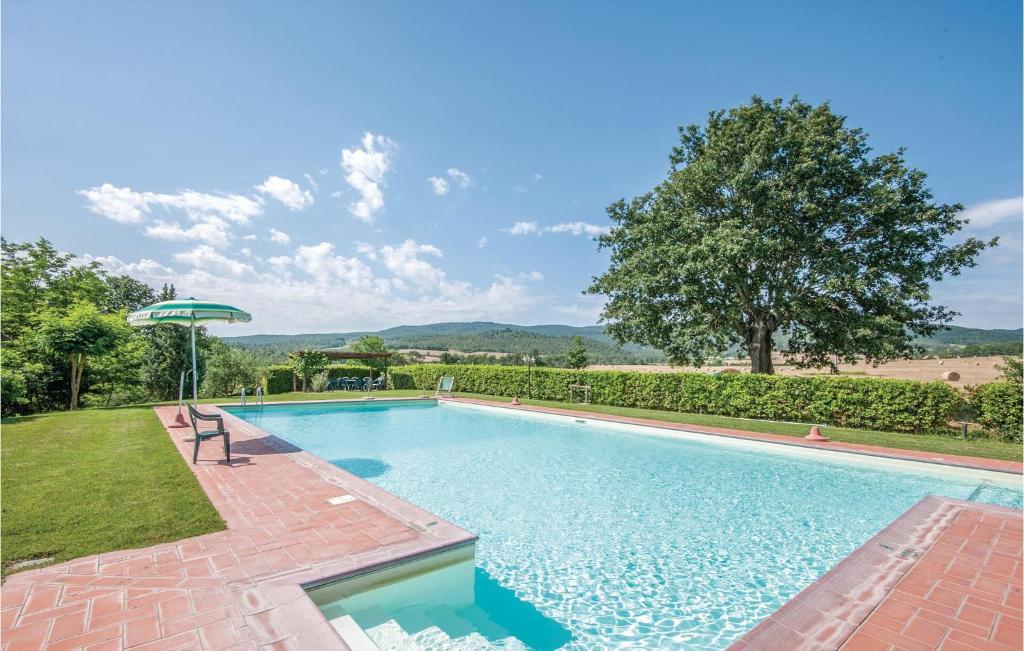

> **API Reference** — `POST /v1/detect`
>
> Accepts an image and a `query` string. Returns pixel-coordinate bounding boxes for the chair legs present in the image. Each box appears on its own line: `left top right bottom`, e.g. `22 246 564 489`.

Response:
193 433 230 464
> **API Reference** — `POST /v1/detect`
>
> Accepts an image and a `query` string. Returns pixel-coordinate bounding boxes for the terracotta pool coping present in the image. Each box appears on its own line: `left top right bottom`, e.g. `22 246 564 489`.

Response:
729 496 1023 650
447 397 1023 475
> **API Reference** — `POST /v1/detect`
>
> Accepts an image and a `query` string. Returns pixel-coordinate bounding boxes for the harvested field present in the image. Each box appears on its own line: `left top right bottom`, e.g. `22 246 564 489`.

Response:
587 355 1008 384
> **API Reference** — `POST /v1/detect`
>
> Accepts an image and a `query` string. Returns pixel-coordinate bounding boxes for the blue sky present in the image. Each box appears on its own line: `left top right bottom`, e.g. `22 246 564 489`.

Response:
3 1 1021 335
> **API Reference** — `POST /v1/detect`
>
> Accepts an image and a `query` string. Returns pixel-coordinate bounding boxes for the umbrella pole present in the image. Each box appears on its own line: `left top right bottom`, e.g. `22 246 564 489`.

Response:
190 317 198 402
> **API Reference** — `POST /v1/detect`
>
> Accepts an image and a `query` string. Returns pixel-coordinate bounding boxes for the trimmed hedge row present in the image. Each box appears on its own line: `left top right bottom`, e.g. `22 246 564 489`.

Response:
264 364 378 394
967 382 1023 442
390 364 965 434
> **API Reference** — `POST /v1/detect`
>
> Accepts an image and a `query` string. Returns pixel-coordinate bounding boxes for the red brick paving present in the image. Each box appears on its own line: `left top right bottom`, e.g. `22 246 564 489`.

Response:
1 402 475 650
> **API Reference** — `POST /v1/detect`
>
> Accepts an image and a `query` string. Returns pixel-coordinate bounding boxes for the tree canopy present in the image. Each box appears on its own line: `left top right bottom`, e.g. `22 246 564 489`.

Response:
588 96 994 373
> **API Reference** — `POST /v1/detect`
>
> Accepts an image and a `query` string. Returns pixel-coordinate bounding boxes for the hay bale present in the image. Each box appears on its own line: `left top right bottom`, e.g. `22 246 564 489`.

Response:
941 371 960 382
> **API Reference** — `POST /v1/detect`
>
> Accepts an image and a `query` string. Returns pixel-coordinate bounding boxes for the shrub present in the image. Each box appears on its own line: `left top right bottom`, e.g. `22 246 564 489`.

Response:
394 364 964 434
264 364 385 393
310 371 330 393
966 382 1023 442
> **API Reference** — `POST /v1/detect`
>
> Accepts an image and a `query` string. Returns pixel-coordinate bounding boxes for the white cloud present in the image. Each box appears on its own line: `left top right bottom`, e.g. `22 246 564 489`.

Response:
255 176 314 211
241 234 258 241
477 236 489 248
268 228 291 245
447 168 471 188
77 184 150 224
304 173 319 193
533 172 544 182
379 240 445 287
319 168 328 176
503 220 609 237
84 254 175 278
504 221 540 235
545 221 610 236
525 271 544 281
239 247 253 257
173 245 254 277
290 242 381 290
149 190 262 225
145 218 232 242
960 197 1023 230
268 255 292 273
340 132 396 223
428 176 450 195
354 241 377 260
513 186 528 194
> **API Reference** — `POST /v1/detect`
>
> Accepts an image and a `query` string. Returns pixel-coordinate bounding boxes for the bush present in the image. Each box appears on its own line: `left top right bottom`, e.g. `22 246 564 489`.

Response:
394 364 964 434
201 345 263 398
967 382 1023 442
264 364 385 393
310 371 330 393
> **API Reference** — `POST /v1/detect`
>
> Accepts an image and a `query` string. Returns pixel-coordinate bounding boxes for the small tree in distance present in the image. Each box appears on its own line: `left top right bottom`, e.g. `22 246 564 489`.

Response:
566 336 589 369
589 96 994 374
289 350 329 392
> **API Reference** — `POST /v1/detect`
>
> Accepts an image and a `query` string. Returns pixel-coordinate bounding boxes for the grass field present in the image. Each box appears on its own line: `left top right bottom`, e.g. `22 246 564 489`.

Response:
204 389 1022 462
1 407 225 575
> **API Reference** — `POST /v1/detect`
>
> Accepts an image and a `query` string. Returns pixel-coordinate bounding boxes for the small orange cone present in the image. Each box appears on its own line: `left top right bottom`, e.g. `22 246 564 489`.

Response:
511 396 521 405
805 426 829 442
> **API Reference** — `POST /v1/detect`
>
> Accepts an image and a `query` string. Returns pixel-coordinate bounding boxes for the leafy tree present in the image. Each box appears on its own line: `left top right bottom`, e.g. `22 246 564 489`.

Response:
589 96 993 373
997 356 1023 385
104 274 157 313
37 302 128 409
565 336 589 369
350 335 389 372
200 339 263 398
142 284 211 400
288 350 329 391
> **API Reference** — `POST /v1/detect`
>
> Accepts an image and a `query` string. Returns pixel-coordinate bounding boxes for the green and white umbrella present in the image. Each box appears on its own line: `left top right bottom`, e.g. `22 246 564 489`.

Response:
128 298 251 402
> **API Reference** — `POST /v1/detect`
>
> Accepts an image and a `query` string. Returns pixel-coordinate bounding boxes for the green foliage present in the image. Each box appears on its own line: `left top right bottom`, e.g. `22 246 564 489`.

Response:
36 302 129 409
966 382 1023 442
589 96 993 374
350 335 389 371
141 284 212 401
565 336 589 369
997 356 1023 385
393 364 964 434
310 371 331 393
200 340 264 398
288 350 329 391
263 364 377 393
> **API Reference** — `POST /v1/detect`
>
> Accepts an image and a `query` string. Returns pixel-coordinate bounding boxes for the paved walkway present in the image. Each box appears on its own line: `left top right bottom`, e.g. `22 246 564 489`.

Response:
1 403 474 650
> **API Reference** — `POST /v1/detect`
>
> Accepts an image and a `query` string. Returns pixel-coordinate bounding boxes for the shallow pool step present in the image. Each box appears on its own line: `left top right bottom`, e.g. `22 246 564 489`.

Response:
366 620 527 650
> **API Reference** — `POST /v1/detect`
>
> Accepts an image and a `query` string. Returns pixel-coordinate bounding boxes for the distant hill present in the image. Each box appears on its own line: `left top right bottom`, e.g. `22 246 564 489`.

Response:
221 322 1021 365
222 322 662 365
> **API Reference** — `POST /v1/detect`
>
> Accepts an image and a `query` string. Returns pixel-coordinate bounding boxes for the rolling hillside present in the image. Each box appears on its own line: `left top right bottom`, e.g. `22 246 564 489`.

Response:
221 322 1021 365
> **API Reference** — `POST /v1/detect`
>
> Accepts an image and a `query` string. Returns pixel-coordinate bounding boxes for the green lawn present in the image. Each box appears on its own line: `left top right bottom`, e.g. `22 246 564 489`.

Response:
1 407 225 575
203 388 1021 461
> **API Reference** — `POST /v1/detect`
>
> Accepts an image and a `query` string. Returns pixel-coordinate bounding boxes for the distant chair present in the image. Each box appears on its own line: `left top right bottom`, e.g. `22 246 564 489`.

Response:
186 403 231 465
372 376 385 390
361 376 371 391
436 375 455 397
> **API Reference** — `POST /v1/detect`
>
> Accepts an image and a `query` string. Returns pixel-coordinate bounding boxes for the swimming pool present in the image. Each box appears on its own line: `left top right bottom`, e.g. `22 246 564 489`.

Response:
226 399 1022 649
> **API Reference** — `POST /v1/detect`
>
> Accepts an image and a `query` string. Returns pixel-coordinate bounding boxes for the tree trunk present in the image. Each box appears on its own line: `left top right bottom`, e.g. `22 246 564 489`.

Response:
746 322 775 374
69 354 86 410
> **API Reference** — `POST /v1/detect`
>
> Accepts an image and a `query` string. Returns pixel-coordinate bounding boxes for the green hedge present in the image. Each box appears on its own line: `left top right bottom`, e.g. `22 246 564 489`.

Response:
264 364 379 393
967 382 1023 442
394 364 965 434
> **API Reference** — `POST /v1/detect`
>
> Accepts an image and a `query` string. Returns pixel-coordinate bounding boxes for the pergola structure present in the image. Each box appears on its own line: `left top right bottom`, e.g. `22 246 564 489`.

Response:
290 351 393 391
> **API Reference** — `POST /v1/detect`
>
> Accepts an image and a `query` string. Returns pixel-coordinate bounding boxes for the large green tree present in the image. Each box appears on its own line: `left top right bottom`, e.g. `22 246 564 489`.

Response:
37 302 128 409
588 97 994 374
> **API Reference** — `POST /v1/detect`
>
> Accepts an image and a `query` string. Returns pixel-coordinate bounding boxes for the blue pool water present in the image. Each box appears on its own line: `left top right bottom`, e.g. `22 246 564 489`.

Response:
227 400 1022 649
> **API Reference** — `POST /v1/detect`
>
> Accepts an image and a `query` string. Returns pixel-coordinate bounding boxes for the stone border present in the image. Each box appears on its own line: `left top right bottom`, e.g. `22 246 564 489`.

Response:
728 496 1022 650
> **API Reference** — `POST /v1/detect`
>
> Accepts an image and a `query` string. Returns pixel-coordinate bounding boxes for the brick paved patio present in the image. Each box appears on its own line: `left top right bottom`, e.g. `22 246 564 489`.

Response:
0 401 474 650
